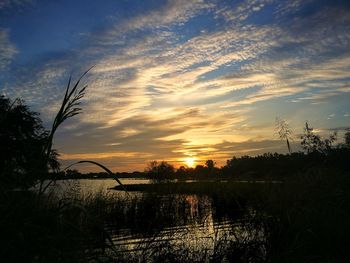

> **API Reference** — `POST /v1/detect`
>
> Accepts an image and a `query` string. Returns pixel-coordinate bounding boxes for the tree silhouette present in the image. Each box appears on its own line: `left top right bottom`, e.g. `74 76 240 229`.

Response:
0 96 58 190
300 122 321 153
145 161 175 183
0 69 91 192
300 121 336 154
205 160 215 170
205 159 217 176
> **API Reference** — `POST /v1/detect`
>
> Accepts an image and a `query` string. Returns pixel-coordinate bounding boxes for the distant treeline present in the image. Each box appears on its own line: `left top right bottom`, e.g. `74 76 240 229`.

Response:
60 148 350 181
144 150 349 182
143 125 350 182
57 123 350 181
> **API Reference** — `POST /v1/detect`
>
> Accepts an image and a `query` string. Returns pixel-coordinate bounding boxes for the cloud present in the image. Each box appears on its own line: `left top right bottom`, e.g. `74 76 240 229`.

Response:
53 106 247 171
327 113 335 120
2 0 350 171
0 0 34 10
0 28 17 70
274 0 315 16
10 0 350 118
91 0 213 46
215 0 275 23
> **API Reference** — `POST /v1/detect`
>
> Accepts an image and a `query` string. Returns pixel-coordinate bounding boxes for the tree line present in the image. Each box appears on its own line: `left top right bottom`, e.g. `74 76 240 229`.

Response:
145 123 350 182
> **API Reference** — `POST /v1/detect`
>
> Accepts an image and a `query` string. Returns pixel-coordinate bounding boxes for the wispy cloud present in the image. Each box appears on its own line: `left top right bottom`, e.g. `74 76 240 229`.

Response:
93 0 214 46
0 0 34 10
215 0 275 23
2 0 350 171
0 28 17 70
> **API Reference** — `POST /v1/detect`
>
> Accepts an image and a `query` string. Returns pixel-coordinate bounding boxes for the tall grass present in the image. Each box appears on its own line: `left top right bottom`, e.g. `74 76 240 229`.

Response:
39 69 91 194
38 69 126 195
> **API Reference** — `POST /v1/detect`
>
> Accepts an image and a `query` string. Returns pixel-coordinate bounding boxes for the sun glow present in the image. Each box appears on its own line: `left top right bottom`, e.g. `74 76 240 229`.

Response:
184 157 196 168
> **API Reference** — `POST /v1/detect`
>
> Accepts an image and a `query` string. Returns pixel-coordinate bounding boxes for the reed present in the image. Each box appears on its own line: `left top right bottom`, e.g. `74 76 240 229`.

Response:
38 68 126 195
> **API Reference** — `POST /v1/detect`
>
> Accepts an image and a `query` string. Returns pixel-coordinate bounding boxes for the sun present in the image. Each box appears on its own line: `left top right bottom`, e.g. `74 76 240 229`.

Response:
184 157 196 168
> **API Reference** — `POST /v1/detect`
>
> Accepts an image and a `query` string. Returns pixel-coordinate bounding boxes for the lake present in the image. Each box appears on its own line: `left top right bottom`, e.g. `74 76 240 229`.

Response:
43 178 266 261
44 178 151 197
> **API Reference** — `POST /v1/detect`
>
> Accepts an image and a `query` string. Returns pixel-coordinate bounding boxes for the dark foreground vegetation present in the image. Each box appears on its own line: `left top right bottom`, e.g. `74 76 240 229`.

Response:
1 73 350 262
1 167 349 262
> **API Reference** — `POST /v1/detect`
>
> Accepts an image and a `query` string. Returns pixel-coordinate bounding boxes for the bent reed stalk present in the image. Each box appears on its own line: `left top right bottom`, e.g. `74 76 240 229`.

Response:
38 67 127 195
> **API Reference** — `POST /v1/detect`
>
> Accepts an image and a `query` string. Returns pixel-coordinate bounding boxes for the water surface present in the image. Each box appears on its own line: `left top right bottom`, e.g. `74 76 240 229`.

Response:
45 179 265 261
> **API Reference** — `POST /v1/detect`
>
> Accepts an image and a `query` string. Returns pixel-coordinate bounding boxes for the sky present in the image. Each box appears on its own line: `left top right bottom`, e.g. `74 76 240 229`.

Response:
0 0 350 172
